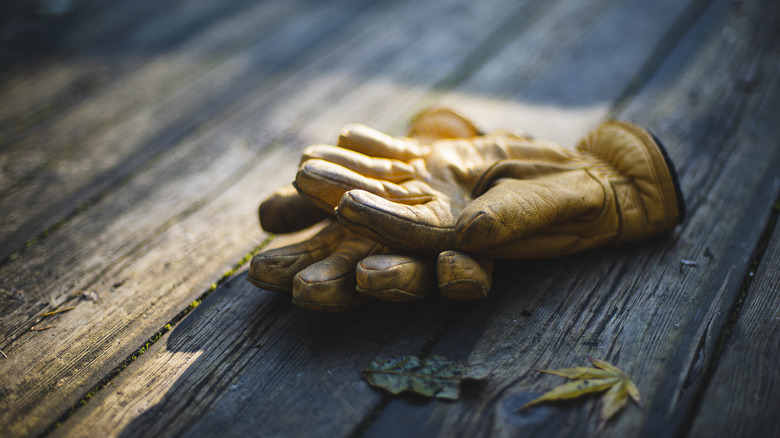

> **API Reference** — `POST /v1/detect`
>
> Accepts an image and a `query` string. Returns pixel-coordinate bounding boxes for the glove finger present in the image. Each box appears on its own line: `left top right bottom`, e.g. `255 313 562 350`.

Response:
295 159 435 210
337 123 428 161
336 108 482 157
259 185 330 233
437 250 493 301
355 254 435 302
407 107 483 142
454 171 606 256
336 189 454 254
302 144 414 183
292 229 384 312
248 220 347 292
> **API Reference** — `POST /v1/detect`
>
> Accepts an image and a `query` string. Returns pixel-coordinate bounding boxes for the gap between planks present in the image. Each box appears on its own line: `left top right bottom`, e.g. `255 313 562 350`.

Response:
1 0 548 434
48 0 720 436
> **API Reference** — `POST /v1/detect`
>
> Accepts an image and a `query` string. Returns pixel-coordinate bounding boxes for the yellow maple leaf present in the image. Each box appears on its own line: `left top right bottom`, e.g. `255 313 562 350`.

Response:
520 356 642 429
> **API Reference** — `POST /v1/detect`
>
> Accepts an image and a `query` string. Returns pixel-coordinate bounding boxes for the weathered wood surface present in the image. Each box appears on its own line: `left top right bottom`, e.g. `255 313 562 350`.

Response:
2 0 779 437
0 0 570 435
690 204 780 438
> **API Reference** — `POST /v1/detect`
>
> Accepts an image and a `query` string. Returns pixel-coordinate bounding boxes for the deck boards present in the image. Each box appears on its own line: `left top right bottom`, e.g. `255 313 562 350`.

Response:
1 0 779 436
0 0 367 262
381 0 780 435
48 0 712 435
690 202 780 438
1 0 558 435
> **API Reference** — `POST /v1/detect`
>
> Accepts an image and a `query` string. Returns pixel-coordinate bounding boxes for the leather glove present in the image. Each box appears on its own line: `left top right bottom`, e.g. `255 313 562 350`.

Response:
294 119 685 258
248 109 494 311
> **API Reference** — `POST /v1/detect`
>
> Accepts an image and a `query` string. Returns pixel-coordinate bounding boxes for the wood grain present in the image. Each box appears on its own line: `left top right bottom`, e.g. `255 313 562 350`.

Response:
362 0 780 436
0 0 371 263
0 0 546 436
687 50 780 437
689 214 780 437
2 0 778 436
50 0 712 437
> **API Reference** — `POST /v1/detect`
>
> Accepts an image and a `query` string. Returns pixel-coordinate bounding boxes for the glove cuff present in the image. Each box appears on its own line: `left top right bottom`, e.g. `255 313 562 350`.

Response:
576 120 685 243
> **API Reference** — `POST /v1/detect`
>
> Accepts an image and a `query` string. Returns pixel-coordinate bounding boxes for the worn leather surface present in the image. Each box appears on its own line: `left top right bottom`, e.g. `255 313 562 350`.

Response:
295 119 684 259
248 109 494 310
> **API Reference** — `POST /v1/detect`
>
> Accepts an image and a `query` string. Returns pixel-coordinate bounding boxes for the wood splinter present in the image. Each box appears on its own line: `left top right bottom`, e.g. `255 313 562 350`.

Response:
679 259 698 273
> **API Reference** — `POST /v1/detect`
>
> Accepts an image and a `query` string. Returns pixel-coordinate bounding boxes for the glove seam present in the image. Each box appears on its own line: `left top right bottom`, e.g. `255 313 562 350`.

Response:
583 167 615 226
578 121 681 235
356 286 427 300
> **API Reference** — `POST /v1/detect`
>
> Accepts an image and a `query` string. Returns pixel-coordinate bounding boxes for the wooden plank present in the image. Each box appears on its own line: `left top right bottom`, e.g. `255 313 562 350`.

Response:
0 0 141 118
687 139 780 432
49 275 461 438
50 0 709 437
0 0 377 352
432 0 712 146
361 0 780 436
0 0 541 358
0 0 365 262
0 0 260 132
0 0 548 436
0 0 245 177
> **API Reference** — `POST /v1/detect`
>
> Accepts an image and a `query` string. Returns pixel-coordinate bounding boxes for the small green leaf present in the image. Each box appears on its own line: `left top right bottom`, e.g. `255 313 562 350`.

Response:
363 355 489 400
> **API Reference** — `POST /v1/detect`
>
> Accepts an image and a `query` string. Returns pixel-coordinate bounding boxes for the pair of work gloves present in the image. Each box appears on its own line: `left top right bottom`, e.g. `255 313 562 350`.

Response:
248 108 685 311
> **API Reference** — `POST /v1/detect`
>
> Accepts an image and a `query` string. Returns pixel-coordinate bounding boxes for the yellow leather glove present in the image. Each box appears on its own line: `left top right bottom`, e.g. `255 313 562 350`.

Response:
295 119 685 258
248 109 494 311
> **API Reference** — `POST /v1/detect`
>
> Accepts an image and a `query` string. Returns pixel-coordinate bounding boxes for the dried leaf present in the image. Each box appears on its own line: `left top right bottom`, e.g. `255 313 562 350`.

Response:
537 366 615 380
363 355 489 400
520 357 641 428
625 378 642 405
521 377 621 408
588 356 623 375
599 380 629 429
